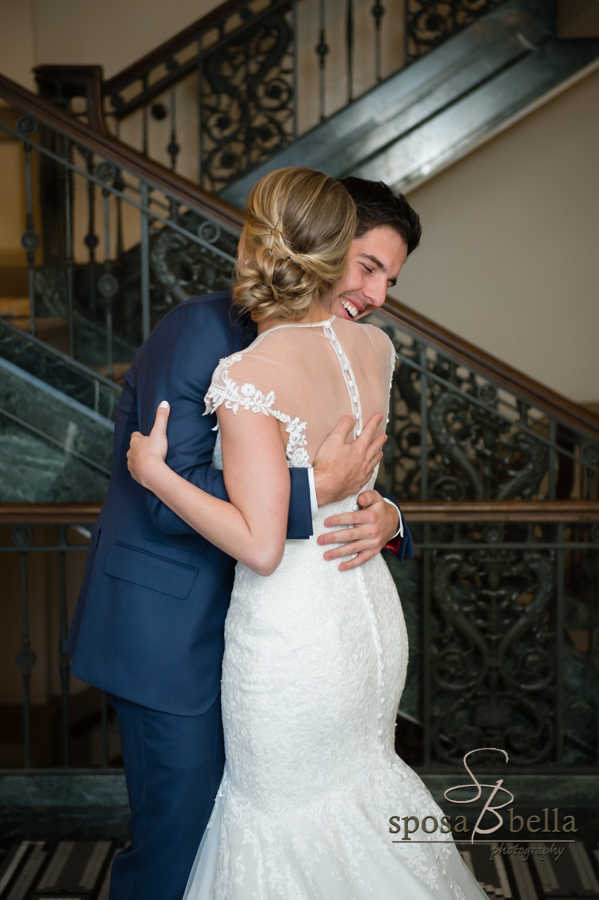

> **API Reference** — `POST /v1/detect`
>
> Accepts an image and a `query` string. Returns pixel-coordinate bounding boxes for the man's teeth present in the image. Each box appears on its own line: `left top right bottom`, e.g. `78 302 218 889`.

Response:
342 299 359 317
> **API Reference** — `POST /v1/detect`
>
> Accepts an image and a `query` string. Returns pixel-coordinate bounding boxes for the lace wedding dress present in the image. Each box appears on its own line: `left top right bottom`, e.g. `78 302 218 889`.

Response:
183 316 488 900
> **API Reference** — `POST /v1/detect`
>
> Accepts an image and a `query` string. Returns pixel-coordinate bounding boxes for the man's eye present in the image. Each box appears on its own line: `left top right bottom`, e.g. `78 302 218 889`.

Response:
362 265 374 274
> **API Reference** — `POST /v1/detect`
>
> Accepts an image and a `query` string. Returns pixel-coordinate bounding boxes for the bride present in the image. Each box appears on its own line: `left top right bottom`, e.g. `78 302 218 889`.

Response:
127 167 489 900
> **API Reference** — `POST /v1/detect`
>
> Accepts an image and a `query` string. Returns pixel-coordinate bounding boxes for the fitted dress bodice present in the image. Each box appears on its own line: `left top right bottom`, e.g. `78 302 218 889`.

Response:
184 318 489 900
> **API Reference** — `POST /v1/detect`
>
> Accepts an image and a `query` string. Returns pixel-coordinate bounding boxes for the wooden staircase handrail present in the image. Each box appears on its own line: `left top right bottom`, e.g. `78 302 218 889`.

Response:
380 297 599 444
0 71 244 234
34 64 108 133
1 501 599 525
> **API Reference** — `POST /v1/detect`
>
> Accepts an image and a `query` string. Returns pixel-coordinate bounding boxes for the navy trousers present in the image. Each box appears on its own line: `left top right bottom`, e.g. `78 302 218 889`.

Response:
109 692 225 900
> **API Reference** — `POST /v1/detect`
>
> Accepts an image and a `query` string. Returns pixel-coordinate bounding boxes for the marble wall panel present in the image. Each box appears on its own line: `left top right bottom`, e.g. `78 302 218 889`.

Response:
0 319 122 422
0 418 108 501
0 358 114 477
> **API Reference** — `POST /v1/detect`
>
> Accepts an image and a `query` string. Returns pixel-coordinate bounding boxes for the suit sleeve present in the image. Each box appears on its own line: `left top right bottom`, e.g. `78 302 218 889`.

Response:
287 469 313 540
135 304 315 538
147 424 315 539
140 369 230 536
374 486 414 561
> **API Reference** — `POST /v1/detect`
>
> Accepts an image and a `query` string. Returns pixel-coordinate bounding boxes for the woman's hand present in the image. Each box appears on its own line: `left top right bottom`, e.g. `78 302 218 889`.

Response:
127 400 170 488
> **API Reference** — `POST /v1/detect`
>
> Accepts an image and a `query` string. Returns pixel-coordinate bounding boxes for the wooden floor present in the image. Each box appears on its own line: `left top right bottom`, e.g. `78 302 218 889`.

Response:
1 838 599 899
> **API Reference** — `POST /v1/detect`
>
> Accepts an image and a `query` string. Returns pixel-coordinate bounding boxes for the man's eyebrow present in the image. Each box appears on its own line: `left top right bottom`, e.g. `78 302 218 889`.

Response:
360 252 397 285
359 253 386 272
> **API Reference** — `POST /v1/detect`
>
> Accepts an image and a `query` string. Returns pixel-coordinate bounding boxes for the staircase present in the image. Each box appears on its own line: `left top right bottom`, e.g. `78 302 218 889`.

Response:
31 0 599 207
0 319 116 501
223 0 599 205
0 3 599 860
0 70 242 500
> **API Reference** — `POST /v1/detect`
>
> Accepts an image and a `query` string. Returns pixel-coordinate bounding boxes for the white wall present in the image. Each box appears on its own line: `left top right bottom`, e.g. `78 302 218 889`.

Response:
394 64 599 405
0 0 38 90
8 0 219 81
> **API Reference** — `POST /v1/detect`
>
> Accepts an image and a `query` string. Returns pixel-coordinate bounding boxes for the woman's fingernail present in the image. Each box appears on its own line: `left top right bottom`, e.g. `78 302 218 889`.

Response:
159 400 170 409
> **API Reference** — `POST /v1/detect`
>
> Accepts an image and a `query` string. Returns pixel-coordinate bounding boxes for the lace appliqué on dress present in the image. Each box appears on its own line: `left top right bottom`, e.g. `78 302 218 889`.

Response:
205 354 309 468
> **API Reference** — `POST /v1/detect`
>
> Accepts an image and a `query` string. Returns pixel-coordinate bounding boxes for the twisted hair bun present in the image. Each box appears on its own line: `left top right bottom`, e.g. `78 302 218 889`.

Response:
233 167 357 322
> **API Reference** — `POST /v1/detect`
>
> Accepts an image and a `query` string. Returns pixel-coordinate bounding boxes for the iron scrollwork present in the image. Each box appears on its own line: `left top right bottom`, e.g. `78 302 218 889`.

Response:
199 2 295 192
150 214 237 308
405 0 506 63
430 525 556 765
386 339 549 501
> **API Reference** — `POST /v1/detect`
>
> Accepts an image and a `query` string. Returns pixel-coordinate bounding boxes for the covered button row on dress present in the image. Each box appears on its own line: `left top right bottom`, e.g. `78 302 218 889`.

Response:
355 566 387 757
324 323 362 435
324 326 363 514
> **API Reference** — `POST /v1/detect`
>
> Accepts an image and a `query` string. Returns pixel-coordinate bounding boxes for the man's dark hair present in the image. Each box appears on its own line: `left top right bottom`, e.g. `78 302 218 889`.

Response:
340 177 422 255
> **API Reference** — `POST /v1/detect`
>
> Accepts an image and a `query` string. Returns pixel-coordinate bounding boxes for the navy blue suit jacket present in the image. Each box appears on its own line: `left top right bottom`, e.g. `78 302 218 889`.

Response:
65 291 412 715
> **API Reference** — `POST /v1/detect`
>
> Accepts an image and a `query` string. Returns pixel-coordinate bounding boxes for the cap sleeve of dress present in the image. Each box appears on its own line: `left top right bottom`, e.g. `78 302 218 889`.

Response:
203 352 277 418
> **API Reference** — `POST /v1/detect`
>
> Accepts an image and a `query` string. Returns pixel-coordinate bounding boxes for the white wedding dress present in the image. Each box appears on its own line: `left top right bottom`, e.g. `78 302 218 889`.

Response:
183 316 489 900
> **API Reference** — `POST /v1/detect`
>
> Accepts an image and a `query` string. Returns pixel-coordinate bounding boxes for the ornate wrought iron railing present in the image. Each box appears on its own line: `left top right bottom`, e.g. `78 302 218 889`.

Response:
387 501 599 772
1 72 597 497
34 0 508 193
2 501 598 773
0 73 242 378
0 505 122 770
369 299 599 505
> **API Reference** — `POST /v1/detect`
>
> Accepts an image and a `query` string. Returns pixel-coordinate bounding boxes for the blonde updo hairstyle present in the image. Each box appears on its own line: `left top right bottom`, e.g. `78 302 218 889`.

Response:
233 167 357 323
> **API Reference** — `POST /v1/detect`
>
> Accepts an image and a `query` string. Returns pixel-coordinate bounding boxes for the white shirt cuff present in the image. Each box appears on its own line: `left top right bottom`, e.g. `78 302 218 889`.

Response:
307 467 319 519
382 498 403 539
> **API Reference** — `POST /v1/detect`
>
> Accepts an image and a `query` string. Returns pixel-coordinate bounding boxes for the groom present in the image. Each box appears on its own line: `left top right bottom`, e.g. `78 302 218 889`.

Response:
65 176 421 900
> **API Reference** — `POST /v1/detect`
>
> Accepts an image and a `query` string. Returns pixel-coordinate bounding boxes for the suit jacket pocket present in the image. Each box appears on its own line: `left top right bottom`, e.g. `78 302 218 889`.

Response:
141 530 206 563
104 541 199 600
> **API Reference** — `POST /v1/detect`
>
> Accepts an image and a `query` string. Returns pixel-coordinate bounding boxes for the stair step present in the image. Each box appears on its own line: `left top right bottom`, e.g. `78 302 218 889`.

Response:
9 317 70 355
0 317 121 431
5 315 134 379
0 297 30 317
8 316 67 335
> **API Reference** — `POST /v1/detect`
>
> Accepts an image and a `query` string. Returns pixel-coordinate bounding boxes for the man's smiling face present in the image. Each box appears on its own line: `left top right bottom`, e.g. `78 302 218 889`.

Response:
331 225 409 321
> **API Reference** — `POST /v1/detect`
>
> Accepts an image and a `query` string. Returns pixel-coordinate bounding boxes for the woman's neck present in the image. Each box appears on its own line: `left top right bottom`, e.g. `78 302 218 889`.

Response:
257 304 333 335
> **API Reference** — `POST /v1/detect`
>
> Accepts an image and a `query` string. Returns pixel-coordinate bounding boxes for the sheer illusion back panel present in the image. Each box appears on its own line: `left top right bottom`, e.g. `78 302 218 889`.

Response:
208 318 395 468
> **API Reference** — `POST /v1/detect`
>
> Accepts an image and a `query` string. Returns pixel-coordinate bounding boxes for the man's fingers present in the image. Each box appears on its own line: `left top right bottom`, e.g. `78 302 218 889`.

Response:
320 527 372 550
329 413 357 443
325 539 375 559
360 450 385 487
322 512 360 529
354 412 383 446
339 549 378 571
365 433 387 465
322 509 379 529
357 490 381 508
151 400 170 437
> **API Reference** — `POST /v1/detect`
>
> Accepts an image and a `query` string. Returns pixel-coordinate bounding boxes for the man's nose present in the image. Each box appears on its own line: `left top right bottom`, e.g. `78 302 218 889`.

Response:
370 278 388 307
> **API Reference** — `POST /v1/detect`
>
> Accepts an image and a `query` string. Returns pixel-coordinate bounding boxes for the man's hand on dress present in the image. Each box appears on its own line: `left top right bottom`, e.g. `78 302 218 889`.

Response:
317 491 400 571
312 413 386 506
